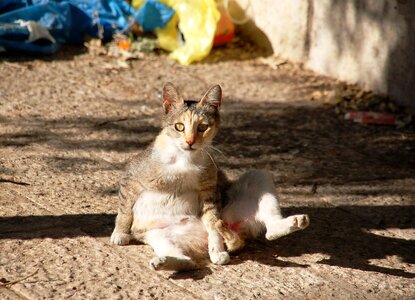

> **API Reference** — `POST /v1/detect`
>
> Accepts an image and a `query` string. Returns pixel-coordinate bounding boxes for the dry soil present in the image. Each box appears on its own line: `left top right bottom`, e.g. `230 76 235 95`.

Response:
1 45 414 299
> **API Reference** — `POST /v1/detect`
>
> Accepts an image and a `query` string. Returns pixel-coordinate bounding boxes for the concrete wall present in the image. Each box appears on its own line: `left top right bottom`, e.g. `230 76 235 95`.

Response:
230 0 415 108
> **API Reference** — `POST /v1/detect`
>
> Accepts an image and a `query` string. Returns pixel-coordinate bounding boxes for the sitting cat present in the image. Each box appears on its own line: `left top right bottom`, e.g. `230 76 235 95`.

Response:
110 82 309 271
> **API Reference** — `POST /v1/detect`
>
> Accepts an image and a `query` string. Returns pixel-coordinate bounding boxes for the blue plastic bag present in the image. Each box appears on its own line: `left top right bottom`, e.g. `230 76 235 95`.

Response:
0 0 135 54
134 0 174 32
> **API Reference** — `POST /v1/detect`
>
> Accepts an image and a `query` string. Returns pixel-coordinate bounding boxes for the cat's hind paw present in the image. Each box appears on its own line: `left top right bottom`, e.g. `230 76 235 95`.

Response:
110 231 131 245
294 214 310 230
149 256 197 271
209 251 230 265
265 214 310 241
149 256 167 270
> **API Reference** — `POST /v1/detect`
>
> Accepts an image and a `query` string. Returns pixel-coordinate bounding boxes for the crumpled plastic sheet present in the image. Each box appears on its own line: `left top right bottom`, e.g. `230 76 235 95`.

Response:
134 0 174 32
0 0 134 54
157 0 220 65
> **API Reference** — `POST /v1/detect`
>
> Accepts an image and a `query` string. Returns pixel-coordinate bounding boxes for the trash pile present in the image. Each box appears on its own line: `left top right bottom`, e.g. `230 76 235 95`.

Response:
332 84 414 128
0 0 236 64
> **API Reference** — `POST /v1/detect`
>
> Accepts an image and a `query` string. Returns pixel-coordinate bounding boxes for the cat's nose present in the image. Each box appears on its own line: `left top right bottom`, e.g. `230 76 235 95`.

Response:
186 136 195 146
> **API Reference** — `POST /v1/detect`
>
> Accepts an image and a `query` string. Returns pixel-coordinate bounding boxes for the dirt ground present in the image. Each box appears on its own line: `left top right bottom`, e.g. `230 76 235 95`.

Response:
1 43 414 299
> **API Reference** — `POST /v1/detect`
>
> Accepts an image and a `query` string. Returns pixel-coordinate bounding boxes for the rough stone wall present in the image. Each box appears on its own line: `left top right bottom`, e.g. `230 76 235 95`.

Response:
230 0 415 107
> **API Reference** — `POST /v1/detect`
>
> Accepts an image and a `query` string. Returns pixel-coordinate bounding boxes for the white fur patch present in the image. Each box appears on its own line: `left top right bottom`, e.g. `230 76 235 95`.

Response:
133 190 201 226
152 135 202 190
154 135 201 173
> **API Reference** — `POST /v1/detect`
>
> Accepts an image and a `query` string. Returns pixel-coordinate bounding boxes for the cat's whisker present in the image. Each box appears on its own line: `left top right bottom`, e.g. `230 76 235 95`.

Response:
202 148 218 170
206 145 226 159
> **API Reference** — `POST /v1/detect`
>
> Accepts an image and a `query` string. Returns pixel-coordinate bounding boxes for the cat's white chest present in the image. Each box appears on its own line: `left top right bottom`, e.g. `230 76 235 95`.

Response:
133 137 204 227
133 190 201 225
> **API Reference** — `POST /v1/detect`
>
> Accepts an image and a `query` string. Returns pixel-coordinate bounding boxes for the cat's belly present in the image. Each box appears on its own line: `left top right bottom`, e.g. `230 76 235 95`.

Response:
132 190 201 231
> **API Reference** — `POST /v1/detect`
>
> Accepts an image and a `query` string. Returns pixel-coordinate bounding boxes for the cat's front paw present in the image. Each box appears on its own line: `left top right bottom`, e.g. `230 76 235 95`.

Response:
209 251 230 265
110 231 131 245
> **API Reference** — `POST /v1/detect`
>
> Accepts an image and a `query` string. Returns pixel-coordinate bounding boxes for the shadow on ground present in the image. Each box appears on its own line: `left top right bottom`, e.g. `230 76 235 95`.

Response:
1 205 414 278
0 45 88 63
1 100 414 181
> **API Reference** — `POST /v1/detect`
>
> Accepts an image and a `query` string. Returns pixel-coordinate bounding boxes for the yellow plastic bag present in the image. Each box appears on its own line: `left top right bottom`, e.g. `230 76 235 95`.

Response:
157 0 220 65
155 13 180 52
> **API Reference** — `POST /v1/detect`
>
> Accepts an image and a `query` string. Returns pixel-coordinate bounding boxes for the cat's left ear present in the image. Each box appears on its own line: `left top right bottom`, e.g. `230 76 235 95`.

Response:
162 82 183 113
198 85 222 110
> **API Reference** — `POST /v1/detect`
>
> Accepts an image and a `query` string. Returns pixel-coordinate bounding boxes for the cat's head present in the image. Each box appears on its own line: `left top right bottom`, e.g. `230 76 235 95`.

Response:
161 82 221 153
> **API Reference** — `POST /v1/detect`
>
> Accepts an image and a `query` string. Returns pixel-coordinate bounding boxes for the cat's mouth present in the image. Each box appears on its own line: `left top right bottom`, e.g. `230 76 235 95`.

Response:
183 144 198 151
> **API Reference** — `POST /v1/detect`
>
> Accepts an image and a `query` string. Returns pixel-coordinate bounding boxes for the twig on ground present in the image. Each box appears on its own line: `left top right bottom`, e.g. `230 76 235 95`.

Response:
0 178 30 186
96 117 129 126
0 269 39 288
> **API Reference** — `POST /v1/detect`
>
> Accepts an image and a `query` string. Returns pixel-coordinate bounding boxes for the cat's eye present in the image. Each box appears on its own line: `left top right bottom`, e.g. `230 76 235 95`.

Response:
197 124 209 132
174 123 185 132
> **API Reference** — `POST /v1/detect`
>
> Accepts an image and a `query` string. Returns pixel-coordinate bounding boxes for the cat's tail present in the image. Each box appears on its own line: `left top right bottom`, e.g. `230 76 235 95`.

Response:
215 219 245 252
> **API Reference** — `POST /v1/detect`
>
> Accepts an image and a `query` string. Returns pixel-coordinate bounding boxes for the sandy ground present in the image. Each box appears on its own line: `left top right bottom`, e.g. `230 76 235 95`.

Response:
0 44 414 299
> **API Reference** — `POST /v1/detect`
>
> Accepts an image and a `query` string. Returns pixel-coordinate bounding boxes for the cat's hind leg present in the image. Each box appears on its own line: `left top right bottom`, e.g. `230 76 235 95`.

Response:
222 169 309 242
144 218 208 271
255 188 309 240
146 228 196 271
263 213 310 240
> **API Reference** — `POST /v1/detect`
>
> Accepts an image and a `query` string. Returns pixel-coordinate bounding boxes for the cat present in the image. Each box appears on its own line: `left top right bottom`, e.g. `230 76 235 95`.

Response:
110 82 309 271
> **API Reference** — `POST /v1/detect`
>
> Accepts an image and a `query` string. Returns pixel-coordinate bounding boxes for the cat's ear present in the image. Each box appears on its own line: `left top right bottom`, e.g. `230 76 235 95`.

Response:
162 82 183 113
198 85 222 110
